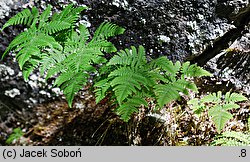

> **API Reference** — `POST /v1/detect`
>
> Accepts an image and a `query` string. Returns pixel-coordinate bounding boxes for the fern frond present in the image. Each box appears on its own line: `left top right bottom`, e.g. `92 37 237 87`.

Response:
188 98 206 116
14 33 62 78
1 8 32 31
40 49 66 75
150 56 180 74
24 33 62 50
108 67 149 104
79 24 90 43
16 46 40 70
107 45 147 67
52 4 87 25
87 40 117 53
38 5 52 29
116 97 148 122
42 21 72 35
46 62 65 79
1 29 34 59
154 84 180 108
29 7 39 27
212 131 250 146
208 105 233 133
22 58 40 81
55 71 89 107
222 103 240 110
201 91 222 103
92 22 125 41
94 79 111 104
224 92 248 103
107 48 133 66
174 79 198 93
181 61 212 77
148 70 168 83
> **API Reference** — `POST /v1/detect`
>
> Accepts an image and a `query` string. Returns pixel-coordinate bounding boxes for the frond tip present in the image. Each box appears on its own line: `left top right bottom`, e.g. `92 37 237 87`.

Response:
1 8 32 31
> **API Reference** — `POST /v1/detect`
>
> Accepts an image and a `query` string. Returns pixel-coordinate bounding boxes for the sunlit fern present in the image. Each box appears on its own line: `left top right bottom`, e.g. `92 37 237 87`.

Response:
94 45 211 121
1 4 125 107
211 117 250 146
188 91 248 133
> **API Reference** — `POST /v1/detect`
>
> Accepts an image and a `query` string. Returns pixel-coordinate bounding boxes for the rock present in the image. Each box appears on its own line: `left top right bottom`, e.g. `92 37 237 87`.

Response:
0 0 13 19
4 88 20 98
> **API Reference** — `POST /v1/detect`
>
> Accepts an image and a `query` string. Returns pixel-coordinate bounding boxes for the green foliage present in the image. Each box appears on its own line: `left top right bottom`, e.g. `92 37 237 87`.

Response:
211 131 250 146
188 91 248 133
6 128 24 144
95 45 211 121
1 4 125 107
211 117 250 146
2 4 212 122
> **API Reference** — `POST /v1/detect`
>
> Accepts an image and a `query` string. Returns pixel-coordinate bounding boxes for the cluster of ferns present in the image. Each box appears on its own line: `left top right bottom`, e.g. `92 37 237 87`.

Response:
3 4 250 146
1 4 212 121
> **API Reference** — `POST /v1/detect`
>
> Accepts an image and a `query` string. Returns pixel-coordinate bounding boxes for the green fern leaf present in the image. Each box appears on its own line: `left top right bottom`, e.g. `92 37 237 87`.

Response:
222 131 250 144
46 62 65 79
111 80 138 105
1 8 31 31
107 45 147 67
92 22 125 40
154 84 180 108
212 138 248 146
6 128 24 144
1 29 34 59
42 21 72 34
116 97 147 122
208 105 233 133
201 91 222 103
150 56 179 74
16 46 40 70
40 50 66 75
22 58 40 81
56 4 74 20
38 5 52 29
188 98 206 115
109 67 148 104
148 71 168 84
88 40 117 53
212 131 250 146
222 103 240 110
94 79 111 104
225 92 248 103
29 7 39 27
79 24 90 43
181 62 212 77
107 48 133 66
55 71 89 107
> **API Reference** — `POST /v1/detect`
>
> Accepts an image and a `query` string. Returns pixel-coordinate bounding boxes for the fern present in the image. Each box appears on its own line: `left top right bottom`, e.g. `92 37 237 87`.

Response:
188 91 248 133
6 128 24 145
211 131 250 146
116 97 148 122
2 4 210 121
1 4 125 107
211 117 250 146
1 8 33 31
95 45 211 121
181 61 212 77
92 22 126 41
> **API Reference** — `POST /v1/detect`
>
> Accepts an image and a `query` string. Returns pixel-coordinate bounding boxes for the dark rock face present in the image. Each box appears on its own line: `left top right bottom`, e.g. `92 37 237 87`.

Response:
82 0 217 61
79 0 248 61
